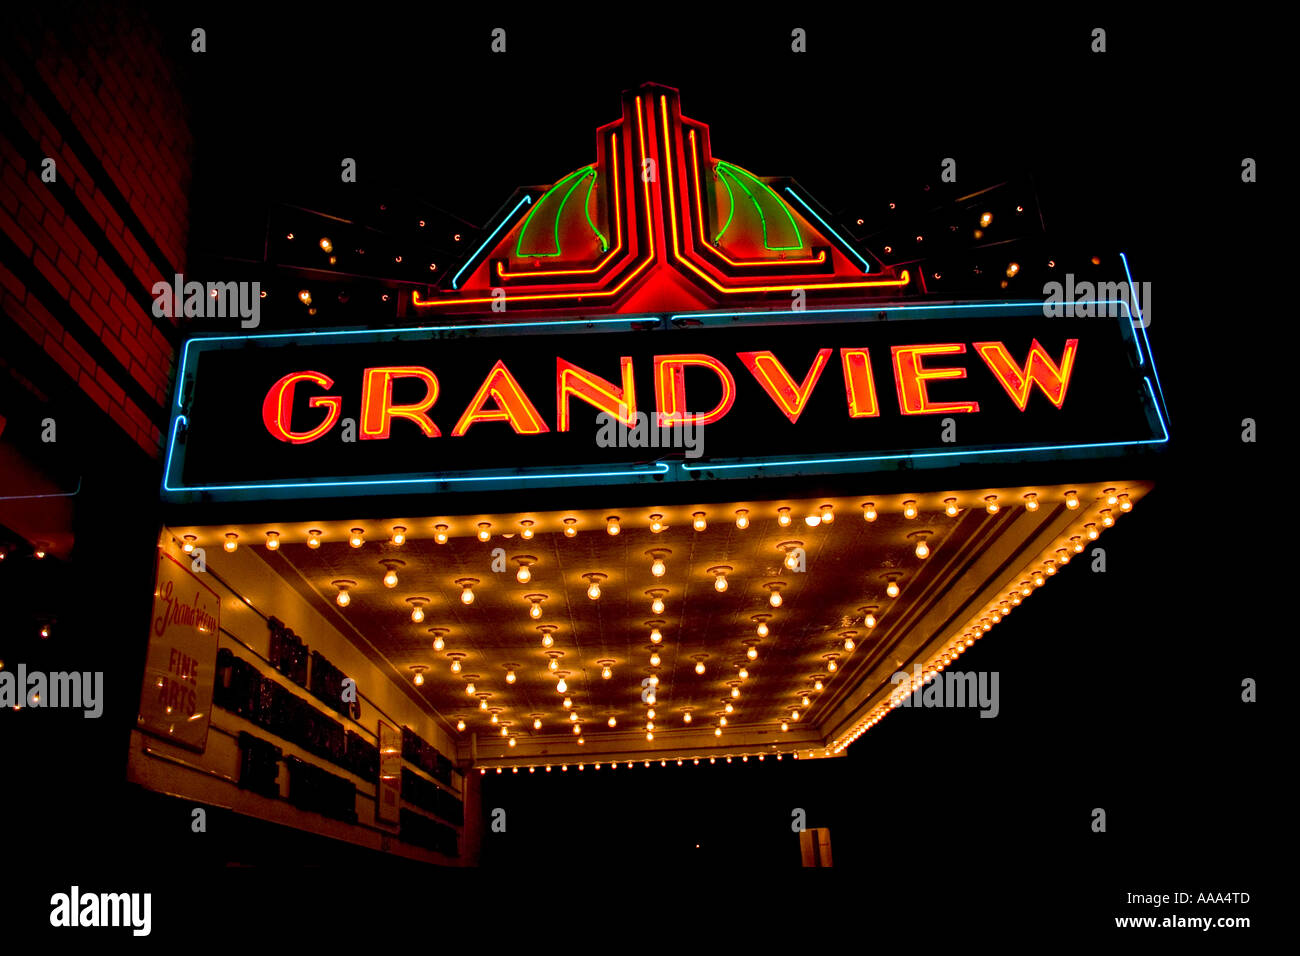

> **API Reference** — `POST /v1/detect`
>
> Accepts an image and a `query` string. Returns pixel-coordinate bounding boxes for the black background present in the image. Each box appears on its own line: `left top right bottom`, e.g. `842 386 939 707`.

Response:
0 3 1282 943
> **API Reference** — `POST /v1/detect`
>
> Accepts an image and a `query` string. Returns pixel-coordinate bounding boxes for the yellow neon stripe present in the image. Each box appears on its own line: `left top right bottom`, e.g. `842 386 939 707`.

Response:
688 129 825 268
496 132 625 279
661 96 909 295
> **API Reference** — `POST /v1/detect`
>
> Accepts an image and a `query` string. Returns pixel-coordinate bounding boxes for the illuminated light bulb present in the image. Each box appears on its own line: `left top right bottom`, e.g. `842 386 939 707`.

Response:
500 726 507 736
1045 562 1057 576
781 722 789 732
1086 524 1099 540
477 523 491 542
456 720 465 731
540 633 554 650
650 651 662 667
695 661 706 675
647 732 654 741
804 514 822 527
646 693 656 705
801 695 811 707
334 585 351 607
490 713 498 724
557 678 567 694
722 703 733 715
607 516 621 536
413 672 424 686
715 728 722 737
756 621 769 638
466 682 476 695
784 551 798 571
460 586 475 605
1006 262 1020 278
587 582 601 600
1118 494 1133 512
480 699 488 710
777 507 792 527
548 658 558 671
980 212 993 227
827 659 838 673
820 504 834 524
264 531 280 551
738 667 749 681
731 687 741 701
991 612 1002 623
886 580 900 599
683 712 693 724
844 636 856 651
520 520 534 539
410 605 424 623
305 529 323 550
1024 493 1039 512
508 737 516 748
646 721 654 731
434 525 449 544
649 514 664 533
714 573 728 593
530 602 542 620
383 569 398 588
693 512 707 532
349 529 364 548
646 707 656 720
563 518 577 537
506 669 516 684
516 565 531 584
719 716 728 727
602 665 612 680
451 660 462 674
985 496 999 514
915 538 930 559
792 710 800 721
903 500 918 519
650 627 663 644
1101 510 1115 528
862 503 877 522
747 646 758 661
319 237 333 253
298 289 311 305
1072 538 1084 553
651 558 666 577
391 526 406 546
608 716 617 727
1033 573 1046 588
648 675 659 686
1105 490 1119 506
769 589 783 608
864 612 877 629
944 498 959 517
735 509 749 529
814 679 823 691
570 712 578 722
1065 491 1080 510
562 695 571 708
181 535 196 553
651 596 665 615
224 533 238 552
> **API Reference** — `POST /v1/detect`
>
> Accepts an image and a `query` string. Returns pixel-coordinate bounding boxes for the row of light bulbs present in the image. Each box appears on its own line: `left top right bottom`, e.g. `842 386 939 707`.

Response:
180 489 1122 556
832 491 1134 752
479 752 810 772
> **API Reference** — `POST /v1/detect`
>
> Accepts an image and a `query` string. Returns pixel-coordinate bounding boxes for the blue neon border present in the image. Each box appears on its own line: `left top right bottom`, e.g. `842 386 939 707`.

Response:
163 283 1168 497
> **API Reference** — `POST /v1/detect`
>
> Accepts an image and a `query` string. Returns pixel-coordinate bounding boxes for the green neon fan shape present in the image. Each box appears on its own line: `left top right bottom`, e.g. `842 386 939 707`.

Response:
515 166 609 258
714 161 803 251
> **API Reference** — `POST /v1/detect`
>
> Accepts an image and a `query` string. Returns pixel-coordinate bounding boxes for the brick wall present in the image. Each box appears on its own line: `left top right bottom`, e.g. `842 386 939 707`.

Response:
0 6 190 457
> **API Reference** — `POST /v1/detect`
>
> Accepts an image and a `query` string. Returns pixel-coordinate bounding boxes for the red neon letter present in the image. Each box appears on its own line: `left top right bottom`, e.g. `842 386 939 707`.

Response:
891 344 980 415
262 371 342 444
360 366 441 440
556 357 636 431
839 349 880 418
653 354 736 427
737 349 832 424
973 338 1079 410
452 360 550 436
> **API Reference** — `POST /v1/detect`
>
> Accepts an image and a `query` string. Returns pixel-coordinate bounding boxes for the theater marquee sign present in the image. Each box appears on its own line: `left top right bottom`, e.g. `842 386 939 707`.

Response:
162 303 1166 501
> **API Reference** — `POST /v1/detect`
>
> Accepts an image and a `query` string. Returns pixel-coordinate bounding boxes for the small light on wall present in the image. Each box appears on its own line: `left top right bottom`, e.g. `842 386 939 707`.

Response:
433 524 449 544
224 533 238 552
